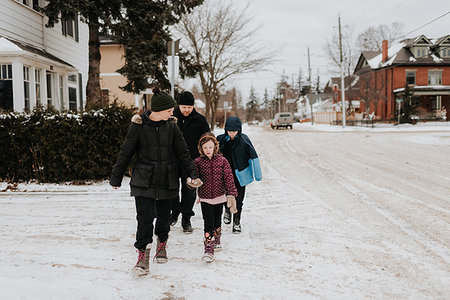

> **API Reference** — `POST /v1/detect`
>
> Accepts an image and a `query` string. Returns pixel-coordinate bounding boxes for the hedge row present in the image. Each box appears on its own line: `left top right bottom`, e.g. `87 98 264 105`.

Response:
0 105 134 183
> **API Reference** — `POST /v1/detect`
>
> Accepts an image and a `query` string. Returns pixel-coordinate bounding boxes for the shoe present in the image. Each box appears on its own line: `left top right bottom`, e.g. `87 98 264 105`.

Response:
169 213 178 226
213 227 222 252
182 216 193 234
223 209 231 225
154 239 168 263
132 244 150 276
232 223 241 234
202 233 214 263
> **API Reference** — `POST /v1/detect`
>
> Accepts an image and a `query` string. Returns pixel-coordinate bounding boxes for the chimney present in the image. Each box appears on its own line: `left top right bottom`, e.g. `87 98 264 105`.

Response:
382 40 388 62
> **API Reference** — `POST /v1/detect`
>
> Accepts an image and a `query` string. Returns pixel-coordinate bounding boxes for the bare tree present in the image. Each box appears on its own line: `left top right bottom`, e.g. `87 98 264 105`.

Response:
324 24 357 77
356 23 403 51
175 0 273 129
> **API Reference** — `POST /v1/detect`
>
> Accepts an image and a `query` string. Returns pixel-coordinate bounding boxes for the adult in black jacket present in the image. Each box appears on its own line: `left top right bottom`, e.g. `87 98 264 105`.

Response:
110 88 202 276
170 91 210 233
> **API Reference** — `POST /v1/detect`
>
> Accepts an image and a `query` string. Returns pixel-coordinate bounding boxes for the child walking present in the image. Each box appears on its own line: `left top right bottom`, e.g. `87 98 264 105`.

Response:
191 133 237 262
217 116 262 234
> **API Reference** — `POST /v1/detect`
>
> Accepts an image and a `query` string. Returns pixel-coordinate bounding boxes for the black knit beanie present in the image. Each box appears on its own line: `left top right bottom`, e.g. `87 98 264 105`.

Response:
151 87 176 112
178 91 195 106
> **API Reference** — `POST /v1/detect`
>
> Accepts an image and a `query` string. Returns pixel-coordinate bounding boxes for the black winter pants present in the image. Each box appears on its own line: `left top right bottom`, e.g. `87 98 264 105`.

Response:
201 202 224 235
171 173 197 218
224 184 246 224
134 197 171 250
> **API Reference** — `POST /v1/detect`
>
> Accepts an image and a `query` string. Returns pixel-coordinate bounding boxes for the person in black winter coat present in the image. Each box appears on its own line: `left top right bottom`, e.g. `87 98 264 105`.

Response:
169 91 210 233
110 88 202 276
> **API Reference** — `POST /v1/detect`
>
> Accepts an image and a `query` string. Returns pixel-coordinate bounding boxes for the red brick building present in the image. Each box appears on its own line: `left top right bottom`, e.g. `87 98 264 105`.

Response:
354 35 450 120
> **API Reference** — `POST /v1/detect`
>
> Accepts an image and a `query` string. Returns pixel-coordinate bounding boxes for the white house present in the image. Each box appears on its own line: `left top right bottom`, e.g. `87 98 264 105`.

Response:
0 0 88 112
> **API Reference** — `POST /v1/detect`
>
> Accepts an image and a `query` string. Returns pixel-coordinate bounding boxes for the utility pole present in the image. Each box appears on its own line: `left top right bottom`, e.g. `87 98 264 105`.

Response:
308 47 313 124
338 14 346 127
168 40 179 98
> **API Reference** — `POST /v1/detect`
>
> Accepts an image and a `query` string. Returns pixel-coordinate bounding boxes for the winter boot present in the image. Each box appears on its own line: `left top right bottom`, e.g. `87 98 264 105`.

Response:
132 244 151 276
169 213 179 227
154 239 168 263
213 227 222 252
202 233 214 263
223 207 231 225
232 216 241 234
182 215 193 234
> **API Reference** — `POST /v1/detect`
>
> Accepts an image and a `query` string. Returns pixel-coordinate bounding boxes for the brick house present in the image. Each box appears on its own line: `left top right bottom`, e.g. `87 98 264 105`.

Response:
354 35 450 120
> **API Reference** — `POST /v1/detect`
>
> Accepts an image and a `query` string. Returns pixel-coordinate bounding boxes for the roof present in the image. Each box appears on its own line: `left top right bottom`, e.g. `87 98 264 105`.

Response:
355 35 450 73
0 36 75 68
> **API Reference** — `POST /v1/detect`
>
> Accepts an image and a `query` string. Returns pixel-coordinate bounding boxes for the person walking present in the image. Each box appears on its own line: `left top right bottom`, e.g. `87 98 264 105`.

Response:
191 133 237 262
110 87 202 276
169 91 210 233
217 116 262 234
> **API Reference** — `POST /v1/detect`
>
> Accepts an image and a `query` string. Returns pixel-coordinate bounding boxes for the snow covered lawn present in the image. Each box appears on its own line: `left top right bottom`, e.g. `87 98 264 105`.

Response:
1 124 449 299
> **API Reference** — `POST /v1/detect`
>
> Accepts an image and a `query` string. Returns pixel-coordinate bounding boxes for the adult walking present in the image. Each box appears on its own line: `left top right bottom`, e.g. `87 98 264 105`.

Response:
169 91 210 233
110 87 202 276
217 116 262 234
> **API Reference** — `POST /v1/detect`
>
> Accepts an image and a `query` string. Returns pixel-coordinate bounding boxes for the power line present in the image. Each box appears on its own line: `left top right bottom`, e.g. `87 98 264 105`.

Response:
400 11 450 39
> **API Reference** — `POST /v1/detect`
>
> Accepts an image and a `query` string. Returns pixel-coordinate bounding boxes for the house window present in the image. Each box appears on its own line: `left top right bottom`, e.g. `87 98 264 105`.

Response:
24 66 30 111
16 0 41 11
415 47 427 58
406 71 416 85
69 87 77 111
441 48 450 58
0 64 13 111
1 64 12 79
428 71 442 85
62 15 79 42
68 74 77 83
46 72 53 106
35 69 41 106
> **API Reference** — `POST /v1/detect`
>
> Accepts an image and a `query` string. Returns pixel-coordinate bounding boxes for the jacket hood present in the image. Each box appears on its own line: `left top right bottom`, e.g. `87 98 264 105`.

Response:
224 116 242 133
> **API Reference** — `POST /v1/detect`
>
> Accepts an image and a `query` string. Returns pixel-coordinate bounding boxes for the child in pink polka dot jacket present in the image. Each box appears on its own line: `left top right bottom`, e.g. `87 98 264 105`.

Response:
189 133 237 262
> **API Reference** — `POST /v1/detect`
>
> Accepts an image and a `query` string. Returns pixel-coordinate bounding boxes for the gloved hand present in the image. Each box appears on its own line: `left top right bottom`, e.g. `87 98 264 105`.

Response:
226 195 237 214
186 177 203 189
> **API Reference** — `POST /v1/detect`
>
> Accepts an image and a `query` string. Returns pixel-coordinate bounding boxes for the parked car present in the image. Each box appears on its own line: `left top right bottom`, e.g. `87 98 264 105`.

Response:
271 112 294 129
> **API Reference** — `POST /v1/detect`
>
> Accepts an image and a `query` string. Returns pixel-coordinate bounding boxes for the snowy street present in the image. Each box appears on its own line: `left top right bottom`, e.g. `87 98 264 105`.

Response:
1 124 449 299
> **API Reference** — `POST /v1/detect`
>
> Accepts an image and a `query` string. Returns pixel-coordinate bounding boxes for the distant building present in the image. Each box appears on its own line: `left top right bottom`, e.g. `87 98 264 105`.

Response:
0 0 88 112
99 38 152 111
354 35 450 120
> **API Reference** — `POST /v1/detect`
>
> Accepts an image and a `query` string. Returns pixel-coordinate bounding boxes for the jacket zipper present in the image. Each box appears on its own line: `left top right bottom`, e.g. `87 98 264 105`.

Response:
155 126 161 200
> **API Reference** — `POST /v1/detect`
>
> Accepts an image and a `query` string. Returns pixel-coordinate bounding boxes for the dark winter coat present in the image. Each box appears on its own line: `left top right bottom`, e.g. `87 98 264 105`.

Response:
194 154 237 199
110 111 197 200
173 107 210 160
217 116 262 186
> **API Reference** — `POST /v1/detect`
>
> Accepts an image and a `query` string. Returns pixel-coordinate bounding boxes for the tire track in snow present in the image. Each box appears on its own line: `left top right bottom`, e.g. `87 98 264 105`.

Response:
280 130 450 264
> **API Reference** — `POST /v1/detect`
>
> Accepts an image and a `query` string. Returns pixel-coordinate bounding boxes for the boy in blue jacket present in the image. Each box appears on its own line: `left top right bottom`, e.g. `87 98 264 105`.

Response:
217 116 262 233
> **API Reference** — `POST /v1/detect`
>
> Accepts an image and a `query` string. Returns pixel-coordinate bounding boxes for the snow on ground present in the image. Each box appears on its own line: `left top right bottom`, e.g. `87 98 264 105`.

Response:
1 123 449 299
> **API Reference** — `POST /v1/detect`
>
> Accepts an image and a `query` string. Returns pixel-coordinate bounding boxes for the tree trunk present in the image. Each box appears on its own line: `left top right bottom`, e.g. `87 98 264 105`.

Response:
86 19 101 109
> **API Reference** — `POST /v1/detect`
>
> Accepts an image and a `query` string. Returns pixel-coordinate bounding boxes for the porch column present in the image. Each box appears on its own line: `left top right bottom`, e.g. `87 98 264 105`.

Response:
134 94 139 110
30 66 37 110
12 61 24 112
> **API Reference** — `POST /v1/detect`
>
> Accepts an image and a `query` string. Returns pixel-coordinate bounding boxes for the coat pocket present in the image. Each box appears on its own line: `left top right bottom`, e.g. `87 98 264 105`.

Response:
167 164 179 190
130 165 153 188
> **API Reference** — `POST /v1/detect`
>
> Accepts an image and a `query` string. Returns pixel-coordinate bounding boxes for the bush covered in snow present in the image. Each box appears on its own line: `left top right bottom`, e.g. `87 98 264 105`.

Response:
0 105 134 183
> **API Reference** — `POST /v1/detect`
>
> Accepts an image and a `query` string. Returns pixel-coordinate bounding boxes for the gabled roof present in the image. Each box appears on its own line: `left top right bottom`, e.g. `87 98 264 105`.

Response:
434 35 450 46
402 35 433 47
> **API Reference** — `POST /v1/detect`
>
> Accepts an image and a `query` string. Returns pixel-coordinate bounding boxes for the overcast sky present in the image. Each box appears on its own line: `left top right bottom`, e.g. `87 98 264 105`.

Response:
205 0 450 103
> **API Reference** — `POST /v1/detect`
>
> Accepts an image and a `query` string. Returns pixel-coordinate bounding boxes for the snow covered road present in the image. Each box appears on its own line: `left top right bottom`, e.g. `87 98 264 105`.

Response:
1 124 449 299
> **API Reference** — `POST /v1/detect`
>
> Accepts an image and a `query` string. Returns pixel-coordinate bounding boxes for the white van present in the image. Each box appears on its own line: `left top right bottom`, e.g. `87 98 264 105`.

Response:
271 112 294 129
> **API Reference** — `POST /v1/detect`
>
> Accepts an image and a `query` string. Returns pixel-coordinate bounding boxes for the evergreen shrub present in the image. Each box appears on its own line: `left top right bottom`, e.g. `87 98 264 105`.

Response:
0 104 134 183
